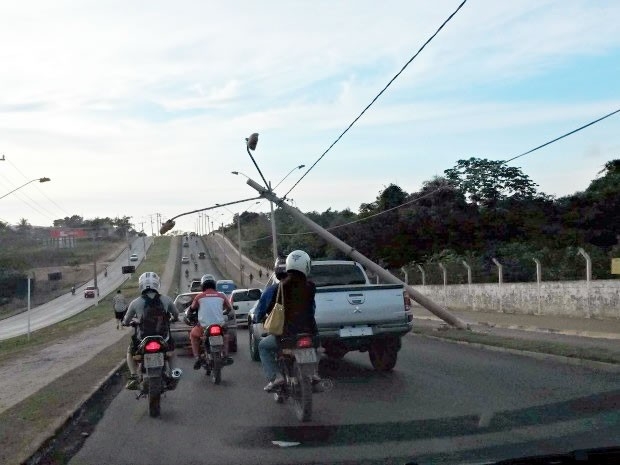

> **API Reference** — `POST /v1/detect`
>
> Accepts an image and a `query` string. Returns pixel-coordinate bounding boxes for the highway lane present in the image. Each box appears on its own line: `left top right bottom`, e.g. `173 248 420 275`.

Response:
69 328 620 464
0 237 152 341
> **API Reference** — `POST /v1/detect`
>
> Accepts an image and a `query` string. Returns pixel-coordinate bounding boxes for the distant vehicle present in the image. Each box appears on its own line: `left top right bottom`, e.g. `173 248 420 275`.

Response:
129 253 138 261
216 280 236 296
230 288 261 327
198 252 206 259
170 292 237 353
181 256 190 264
183 242 189 248
189 279 202 292
84 286 98 298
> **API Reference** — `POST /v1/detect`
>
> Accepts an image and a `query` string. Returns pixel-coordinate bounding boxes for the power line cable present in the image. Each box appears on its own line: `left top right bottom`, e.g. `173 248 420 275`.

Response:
504 107 620 163
244 105 620 241
6 158 71 217
283 0 468 199
0 171 56 221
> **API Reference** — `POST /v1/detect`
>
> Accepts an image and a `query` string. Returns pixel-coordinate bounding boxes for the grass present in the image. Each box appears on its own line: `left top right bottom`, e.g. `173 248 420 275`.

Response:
0 236 171 362
0 337 128 465
0 236 173 464
413 326 620 365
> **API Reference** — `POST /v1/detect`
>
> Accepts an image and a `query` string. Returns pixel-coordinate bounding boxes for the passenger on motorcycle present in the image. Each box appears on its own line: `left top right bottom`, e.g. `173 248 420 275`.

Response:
122 272 179 390
188 275 233 370
258 250 319 392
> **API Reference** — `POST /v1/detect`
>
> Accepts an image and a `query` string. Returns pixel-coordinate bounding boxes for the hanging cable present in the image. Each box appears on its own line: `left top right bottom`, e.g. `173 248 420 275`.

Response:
283 0 468 199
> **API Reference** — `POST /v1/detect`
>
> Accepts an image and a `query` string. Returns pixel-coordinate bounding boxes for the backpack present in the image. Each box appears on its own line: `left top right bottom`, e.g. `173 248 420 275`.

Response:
140 294 169 338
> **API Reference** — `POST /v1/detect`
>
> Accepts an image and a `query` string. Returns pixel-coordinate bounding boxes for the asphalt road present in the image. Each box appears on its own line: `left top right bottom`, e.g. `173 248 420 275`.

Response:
69 332 620 464
0 237 152 341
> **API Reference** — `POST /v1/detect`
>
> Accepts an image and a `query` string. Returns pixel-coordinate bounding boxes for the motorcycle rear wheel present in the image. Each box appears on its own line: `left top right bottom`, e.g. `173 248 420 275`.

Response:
291 363 312 422
211 352 222 385
148 377 162 417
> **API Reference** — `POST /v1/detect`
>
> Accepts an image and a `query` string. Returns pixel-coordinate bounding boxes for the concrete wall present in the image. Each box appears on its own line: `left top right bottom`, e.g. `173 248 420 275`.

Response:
411 280 620 319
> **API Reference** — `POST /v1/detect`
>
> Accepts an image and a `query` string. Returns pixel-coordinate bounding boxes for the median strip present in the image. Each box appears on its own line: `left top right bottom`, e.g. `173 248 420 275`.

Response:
413 326 620 370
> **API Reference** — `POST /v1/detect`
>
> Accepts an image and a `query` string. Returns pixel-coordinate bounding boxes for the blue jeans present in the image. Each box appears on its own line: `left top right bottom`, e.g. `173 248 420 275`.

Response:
258 334 279 381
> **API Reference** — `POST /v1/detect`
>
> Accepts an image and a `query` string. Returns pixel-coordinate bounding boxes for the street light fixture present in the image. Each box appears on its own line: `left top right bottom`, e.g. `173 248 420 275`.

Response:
0 177 51 201
235 135 306 262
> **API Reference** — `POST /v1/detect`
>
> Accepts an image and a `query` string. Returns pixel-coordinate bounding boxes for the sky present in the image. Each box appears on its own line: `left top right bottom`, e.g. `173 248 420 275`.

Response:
1 0 619 233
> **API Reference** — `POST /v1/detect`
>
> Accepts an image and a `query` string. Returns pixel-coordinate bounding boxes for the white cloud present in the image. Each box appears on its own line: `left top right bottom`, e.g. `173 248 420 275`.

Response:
0 0 619 228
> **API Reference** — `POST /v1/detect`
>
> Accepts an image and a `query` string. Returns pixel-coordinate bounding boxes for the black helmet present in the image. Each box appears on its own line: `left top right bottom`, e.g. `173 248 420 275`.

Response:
274 257 287 280
200 274 216 289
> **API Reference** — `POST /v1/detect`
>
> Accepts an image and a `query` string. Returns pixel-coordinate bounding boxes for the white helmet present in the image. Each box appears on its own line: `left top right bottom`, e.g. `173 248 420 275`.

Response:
138 272 161 293
285 250 311 277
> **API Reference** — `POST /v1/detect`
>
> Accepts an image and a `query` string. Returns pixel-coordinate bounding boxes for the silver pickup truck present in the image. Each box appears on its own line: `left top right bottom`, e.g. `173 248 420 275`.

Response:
248 260 413 371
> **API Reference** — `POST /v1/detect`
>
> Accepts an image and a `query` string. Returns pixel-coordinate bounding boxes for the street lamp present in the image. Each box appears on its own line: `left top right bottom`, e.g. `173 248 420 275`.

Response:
0 177 51 200
234 135 305 263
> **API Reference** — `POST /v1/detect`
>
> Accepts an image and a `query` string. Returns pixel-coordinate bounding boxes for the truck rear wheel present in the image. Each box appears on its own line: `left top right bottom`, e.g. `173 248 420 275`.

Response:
368 339 398 371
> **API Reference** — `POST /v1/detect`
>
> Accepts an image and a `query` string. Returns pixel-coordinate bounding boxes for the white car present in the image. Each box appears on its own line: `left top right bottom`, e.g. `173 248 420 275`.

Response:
129 253 138 262
229 288 262 327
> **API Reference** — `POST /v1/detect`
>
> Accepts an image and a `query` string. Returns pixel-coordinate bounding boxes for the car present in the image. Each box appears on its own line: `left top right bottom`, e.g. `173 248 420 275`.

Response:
230 288 262 327
83 285 98 298
129 253 138 261
189 279 202 292
183 242 189 248
181 256 190 264
170 292 238 353
198 252 206 259
215 279 236 296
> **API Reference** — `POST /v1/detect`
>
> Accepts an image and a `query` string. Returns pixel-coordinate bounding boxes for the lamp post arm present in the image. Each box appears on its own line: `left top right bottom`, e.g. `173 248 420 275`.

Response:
159 196 261 234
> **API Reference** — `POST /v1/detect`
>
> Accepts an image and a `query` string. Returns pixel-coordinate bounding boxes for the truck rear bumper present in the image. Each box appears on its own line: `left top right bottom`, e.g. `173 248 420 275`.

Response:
318 323 412 351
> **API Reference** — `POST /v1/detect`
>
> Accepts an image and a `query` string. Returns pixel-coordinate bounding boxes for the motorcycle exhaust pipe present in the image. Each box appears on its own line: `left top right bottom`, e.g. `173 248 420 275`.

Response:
171 368 183 379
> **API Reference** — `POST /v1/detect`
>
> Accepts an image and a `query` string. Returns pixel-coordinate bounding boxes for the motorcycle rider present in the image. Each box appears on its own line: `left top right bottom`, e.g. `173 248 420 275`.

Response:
185 269 189 279
122 272 180 390
187 275 234 370
258 250 319 391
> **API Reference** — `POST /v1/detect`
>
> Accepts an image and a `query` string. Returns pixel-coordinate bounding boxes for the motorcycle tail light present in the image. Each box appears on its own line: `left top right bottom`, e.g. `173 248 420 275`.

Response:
208 325 222 336
297 336 313 348
145 341 162 352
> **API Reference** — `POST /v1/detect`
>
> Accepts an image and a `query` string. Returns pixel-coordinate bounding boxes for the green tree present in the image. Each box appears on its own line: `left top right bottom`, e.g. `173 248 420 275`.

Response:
444 157 539 207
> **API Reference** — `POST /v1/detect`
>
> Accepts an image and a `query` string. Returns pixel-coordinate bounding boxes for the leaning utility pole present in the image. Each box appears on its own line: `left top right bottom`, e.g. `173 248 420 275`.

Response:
244 177 469 330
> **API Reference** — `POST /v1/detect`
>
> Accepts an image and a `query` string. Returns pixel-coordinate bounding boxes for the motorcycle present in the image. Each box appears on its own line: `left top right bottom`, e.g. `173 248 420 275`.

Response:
194 263 198 272
271 334 324 422
185 269 189 279
130 323 182 417
198 323 233 384
71 286 75 295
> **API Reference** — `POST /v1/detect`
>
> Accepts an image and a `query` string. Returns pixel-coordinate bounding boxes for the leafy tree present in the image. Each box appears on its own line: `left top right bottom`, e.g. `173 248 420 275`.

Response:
444 157 539 207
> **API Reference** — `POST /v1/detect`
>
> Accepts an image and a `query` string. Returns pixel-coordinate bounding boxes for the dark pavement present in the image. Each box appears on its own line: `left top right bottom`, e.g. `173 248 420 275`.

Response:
69 330 620 464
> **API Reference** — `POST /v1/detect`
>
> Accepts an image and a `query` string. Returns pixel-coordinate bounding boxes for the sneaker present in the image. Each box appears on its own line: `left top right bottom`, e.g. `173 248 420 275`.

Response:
125 375 140 390
263 376 285 392
193 358 202 370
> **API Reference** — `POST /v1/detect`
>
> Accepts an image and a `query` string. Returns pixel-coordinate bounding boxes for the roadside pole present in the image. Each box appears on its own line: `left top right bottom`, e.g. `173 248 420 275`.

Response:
245 178 470 330
27 276 31 341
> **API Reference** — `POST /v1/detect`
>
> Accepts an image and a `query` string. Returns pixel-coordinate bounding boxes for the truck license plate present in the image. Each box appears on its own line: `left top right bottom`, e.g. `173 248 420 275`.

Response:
294 349 317 364
209 335 223 346
144 353 164 368
339 326 373 338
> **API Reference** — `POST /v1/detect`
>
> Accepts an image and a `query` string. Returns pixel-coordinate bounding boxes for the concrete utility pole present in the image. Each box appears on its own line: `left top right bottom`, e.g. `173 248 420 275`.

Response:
245 177 469 330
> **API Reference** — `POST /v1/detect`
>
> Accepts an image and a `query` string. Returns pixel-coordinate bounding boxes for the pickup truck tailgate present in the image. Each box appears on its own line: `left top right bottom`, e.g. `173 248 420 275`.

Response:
315 284 407 327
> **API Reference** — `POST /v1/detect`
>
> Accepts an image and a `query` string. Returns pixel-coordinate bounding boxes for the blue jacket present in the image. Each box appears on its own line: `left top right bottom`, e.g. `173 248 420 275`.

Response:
253 283 278 323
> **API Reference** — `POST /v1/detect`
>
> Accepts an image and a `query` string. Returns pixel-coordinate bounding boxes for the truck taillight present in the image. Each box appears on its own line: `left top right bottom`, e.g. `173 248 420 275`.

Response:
403 291 411 311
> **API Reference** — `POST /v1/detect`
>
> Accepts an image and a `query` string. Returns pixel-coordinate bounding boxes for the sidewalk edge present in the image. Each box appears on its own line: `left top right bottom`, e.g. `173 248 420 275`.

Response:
23 358 126 465
415 333 620 373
